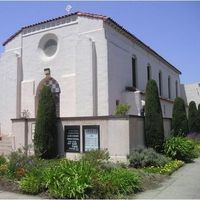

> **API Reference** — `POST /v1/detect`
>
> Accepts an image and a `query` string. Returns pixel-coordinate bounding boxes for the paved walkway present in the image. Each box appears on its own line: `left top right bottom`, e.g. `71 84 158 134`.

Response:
134 157 200 199
0 190 41 199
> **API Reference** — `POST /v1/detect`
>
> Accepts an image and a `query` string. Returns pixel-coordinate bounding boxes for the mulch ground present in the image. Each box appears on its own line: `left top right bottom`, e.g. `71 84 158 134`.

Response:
0 177 51 199
0 177 19 193
140 172 169 191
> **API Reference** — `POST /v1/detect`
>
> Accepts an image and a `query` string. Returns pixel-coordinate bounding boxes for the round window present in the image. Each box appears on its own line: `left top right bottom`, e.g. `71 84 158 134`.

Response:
38 33 58 59
43 39 57 57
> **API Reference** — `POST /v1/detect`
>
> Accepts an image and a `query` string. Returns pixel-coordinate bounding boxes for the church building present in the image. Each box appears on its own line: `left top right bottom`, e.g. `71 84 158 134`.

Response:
0 12 181 160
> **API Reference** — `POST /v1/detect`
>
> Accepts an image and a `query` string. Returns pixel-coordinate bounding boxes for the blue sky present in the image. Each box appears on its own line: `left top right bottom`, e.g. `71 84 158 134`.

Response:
0 1 199 84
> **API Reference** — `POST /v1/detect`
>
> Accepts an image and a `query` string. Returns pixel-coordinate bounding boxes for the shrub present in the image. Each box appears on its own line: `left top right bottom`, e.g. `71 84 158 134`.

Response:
91 168 140 198
34 86 58 159
144 80 164 152
127 148 170 168
19 158 62 194
188 101 198 133
144 160 184 175
189 139 200 157
0 155 7 166
100 161 128 171
19 173 44 194
164 136 196 162
45 160 96 199
6 149 38 179
114 103 130 116
17 156 141 199
81 149 110 166
172 97 188 136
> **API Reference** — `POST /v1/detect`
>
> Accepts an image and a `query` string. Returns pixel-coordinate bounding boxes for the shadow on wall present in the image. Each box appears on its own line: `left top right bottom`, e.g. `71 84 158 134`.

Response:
57 119 65 157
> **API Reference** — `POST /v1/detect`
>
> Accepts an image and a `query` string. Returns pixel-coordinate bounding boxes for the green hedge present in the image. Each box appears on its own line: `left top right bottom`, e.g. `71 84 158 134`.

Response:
144 80 164 152
34 86 58 159
172 97 188 136
188 101 198 133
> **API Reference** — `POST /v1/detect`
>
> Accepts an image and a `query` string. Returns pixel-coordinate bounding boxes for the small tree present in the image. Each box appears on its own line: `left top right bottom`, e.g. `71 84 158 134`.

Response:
144 80 164 152
114 103 130 116
172 97 188 136
188 101 198 133
34 86 58 159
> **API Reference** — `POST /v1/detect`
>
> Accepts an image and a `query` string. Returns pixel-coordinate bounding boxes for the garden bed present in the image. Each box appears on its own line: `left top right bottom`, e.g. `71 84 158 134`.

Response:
0 167 169 199
1 138 199 199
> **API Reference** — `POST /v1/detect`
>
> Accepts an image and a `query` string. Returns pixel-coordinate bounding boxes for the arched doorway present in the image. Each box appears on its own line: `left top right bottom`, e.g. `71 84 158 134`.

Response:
35 76 61 117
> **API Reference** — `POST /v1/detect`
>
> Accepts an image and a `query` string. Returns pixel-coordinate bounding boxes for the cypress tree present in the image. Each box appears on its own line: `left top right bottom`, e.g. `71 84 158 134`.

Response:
34 85 58 159
197 104 200 133
144 80 164 152
188 101 198 133
172 97 188 136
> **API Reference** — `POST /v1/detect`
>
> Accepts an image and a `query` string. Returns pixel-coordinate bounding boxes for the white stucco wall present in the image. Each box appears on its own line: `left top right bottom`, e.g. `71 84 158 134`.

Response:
160 99 174 119
12 117 130 161
122 91 142 116
105 24 180 116
181 83 200 106
0 34 22 136
21 18 79 118
11 116 172 161
0 14 182 137
21 16 108 118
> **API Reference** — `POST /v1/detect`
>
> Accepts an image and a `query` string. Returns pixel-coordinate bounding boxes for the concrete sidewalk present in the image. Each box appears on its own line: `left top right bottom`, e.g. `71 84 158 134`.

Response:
134 157 200 199
0 190 41 199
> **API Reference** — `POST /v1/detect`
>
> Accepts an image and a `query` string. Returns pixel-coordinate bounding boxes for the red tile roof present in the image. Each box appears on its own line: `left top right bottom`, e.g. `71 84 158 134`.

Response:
2 11 181 74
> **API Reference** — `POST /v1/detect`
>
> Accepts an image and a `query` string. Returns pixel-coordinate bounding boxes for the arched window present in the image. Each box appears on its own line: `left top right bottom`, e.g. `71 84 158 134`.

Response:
175 80 178 97
158 71 162 96
168 76 171 99
147 65 151 81
132 56 137 88
35 76 61 117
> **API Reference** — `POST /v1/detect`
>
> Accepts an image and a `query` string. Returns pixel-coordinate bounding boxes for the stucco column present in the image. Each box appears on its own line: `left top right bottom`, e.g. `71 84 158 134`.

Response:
134 91 142 116
92 40 98 116
16 50 23 118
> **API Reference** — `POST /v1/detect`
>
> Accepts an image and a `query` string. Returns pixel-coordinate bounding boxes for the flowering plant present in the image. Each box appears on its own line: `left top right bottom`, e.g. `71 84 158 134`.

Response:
144 160 184 175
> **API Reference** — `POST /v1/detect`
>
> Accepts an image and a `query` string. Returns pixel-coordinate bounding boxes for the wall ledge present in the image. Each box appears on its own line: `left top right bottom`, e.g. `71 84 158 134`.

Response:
11 114 171 122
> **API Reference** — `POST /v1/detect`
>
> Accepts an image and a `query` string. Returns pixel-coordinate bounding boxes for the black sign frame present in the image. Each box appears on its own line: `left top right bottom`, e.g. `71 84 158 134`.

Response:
64 126 80 153
83 125 100 152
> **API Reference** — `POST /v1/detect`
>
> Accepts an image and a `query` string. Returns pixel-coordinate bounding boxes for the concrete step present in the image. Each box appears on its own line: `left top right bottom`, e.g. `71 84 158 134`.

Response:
0 143 12 146
0 143 12 147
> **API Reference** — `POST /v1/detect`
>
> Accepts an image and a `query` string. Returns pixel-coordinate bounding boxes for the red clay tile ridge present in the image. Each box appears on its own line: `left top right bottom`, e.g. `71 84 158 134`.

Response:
2 11 181 74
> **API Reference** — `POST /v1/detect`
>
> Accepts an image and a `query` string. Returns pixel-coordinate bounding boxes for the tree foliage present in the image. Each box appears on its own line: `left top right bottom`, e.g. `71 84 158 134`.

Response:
197 104 200 133
144 80 164 152
188 101 198 133
172 97 188 136
34 86 58 159
114 103 130 116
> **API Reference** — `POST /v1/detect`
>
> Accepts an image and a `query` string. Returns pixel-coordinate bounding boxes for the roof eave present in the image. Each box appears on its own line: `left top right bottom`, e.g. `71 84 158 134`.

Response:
104 18 181 75
3 12 79 46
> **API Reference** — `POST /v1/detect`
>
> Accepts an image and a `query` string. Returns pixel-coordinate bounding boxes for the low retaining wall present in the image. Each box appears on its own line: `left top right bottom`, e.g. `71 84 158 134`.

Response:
11 115 171 161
